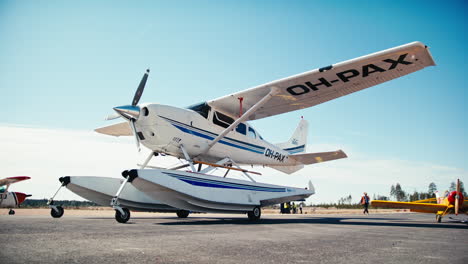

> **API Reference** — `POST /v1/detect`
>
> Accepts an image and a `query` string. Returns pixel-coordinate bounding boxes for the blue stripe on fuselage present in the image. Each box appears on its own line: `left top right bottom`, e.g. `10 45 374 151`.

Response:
161 116 266 154
164 172 286 192
284 145 305 154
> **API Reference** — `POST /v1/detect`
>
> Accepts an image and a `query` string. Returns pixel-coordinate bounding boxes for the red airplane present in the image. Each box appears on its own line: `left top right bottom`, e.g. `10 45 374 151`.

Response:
0 176 31 215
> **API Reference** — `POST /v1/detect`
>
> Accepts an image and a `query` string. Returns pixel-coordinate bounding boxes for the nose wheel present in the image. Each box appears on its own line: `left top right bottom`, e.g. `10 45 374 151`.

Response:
115 207 131 223
8 209 15 215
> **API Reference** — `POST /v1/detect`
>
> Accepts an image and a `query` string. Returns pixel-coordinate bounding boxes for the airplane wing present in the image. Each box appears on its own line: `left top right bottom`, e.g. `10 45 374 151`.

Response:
208 41 435 121
371 200 449 213
0 176 31 186
95 122 133 136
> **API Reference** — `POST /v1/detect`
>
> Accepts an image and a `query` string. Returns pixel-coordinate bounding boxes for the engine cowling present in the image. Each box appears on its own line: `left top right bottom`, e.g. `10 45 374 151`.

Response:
447 191 464 205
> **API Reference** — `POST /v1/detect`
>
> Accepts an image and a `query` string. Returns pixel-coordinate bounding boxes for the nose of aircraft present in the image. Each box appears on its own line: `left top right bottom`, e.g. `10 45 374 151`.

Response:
14 192 30 205
113 105 140 120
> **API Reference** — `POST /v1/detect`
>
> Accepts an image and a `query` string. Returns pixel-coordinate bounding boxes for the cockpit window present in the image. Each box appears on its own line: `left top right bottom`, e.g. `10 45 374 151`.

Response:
248 126 256 139
187 102 211 119
213 111 234 128
236 123 246 135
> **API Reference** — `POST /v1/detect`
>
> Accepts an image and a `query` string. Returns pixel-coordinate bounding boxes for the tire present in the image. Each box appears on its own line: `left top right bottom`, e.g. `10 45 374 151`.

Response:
51 206 64 218
436 215 442 223
176 210 190 218
9 209 15 215
115 208 131 223
247 206 261 221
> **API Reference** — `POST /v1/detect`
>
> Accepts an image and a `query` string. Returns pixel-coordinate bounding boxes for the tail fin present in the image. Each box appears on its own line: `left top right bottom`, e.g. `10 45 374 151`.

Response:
276 119 308 154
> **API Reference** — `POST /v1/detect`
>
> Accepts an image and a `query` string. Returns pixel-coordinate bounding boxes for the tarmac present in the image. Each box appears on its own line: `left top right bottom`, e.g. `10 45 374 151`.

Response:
1 210 467 264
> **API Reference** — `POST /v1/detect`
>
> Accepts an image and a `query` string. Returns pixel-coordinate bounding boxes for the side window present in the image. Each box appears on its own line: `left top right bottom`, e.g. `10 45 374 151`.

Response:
248 127 256 139
213 111 234 129
236 123 246 135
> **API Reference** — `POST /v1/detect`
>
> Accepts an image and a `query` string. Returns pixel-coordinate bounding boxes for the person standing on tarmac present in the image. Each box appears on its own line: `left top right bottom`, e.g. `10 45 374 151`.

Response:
360 192 370 215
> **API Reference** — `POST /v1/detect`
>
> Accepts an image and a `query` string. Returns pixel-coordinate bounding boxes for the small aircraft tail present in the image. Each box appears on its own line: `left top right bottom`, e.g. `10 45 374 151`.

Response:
275 119 308 154
270 120 347 174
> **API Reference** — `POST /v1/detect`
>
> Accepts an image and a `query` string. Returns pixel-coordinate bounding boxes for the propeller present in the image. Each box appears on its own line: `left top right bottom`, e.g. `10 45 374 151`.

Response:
109 69 150 151
455 178 460 215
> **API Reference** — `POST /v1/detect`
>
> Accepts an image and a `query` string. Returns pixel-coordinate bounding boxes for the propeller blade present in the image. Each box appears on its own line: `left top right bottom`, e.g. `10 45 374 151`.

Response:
455 179 460 215
132 69 150 106
105 113 121 121
129 119 141 152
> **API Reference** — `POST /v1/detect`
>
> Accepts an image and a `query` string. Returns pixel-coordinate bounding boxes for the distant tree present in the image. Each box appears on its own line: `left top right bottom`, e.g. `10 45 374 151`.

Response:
419 192 429 200
390 185 396 199
409 191 420 202
375 195 388 200
449 182 456 192
459 180 467 196
394 183 406 201
428 182 437 197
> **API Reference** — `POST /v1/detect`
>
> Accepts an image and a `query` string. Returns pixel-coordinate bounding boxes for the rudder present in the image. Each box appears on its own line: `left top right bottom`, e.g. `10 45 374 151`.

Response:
275 119 308 154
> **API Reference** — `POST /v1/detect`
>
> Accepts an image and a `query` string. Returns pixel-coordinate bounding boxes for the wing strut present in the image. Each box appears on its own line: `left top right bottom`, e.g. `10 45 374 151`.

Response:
201 87 279 155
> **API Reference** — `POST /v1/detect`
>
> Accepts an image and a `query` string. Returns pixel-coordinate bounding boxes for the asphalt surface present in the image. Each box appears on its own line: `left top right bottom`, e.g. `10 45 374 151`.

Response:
1 212 467 264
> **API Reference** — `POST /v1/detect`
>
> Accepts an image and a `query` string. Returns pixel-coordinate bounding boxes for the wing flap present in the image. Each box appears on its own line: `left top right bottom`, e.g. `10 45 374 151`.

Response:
290 150 347 165
208 42 435 120
371 200 449 213
95 122 132 137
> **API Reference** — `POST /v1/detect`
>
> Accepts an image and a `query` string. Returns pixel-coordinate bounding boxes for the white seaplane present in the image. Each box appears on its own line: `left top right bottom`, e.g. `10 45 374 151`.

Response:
49 41 435 223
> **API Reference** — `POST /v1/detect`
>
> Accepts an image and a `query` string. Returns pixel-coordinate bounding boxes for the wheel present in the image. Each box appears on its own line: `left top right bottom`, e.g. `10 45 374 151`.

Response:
9 209 15 215
115 208 130 223
247 206 261 221
436 215 442 223
176 210 190 218
51 206 64 218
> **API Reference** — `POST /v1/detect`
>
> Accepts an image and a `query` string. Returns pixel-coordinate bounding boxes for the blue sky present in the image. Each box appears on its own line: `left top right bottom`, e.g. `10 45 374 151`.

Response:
1 1 466 202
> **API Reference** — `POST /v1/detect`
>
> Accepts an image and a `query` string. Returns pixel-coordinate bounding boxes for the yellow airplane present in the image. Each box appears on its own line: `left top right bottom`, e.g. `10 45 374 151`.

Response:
372 179 466 223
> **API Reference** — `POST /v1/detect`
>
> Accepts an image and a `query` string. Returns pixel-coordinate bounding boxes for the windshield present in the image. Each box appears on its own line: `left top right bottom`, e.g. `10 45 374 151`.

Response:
187 102 211 119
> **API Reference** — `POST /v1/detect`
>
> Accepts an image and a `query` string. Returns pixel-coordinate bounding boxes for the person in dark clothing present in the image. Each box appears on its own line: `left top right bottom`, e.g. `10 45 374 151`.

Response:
360 192 370 214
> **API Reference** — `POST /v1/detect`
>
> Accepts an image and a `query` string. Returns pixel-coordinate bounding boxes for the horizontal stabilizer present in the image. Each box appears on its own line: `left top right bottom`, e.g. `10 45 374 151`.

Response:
95 122 132 137
290 150 347 165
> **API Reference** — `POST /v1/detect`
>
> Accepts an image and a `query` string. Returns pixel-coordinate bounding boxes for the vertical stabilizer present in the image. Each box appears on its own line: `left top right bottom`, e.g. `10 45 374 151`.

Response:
308 181 315 194
275 119 308 154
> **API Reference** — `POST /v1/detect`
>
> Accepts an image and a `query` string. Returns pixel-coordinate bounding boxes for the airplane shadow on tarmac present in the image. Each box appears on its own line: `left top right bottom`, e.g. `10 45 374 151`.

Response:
154 216 468 229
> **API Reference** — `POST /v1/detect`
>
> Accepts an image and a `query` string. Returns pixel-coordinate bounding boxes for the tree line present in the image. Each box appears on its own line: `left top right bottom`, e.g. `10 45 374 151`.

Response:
21 199 99 208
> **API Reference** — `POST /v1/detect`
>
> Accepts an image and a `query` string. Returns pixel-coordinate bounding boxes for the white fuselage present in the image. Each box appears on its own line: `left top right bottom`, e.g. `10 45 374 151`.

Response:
0 192 20 208
133 103 297 166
